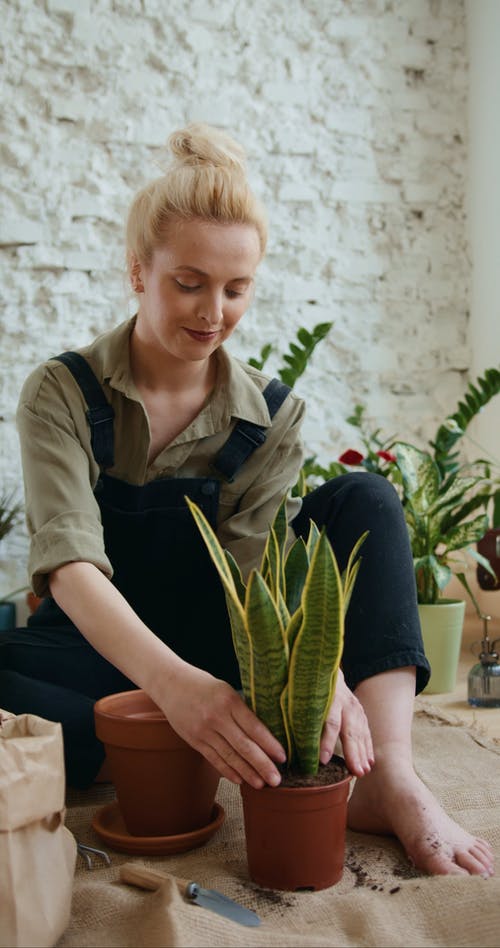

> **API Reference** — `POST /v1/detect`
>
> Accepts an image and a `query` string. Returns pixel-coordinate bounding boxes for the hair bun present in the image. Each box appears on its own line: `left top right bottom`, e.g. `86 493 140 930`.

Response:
168 123 246 172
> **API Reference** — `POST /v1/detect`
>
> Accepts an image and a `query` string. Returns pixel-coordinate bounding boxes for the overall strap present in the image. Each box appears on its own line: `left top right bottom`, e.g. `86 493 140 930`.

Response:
213 378 291 483
52 351 115 469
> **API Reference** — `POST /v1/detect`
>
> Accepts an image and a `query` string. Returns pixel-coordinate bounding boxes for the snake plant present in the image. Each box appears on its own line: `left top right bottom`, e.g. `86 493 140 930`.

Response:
187 495 366 776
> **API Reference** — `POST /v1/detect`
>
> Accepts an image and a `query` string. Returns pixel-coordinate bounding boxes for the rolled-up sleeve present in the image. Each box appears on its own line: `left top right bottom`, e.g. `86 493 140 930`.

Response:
217 395 305 579
17 365 112 596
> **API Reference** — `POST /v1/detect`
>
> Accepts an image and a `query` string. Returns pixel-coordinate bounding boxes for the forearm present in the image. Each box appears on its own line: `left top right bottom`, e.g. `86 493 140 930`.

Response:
48 560 186 707
49 560 286 789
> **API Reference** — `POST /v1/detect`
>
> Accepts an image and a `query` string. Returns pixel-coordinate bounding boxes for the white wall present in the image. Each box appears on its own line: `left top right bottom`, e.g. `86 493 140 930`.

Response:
0 0 471 591
466 0 500 466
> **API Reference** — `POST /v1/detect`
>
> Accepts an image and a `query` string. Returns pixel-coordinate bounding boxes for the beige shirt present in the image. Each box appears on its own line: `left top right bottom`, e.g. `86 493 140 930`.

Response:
17 317 305 597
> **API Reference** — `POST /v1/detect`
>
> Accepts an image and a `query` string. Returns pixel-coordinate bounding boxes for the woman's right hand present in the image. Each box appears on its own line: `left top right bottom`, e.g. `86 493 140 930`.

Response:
156 661 286 789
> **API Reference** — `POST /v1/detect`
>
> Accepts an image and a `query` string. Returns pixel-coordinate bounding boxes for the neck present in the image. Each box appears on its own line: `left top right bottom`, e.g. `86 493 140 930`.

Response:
130 325 216 395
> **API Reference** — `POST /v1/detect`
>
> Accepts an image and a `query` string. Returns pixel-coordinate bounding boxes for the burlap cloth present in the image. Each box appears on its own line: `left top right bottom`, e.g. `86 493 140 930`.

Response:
58 701 500 947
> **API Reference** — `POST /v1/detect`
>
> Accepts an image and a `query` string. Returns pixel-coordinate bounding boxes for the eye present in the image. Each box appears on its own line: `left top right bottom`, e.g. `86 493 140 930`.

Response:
175 280 200 292
225 289 243 299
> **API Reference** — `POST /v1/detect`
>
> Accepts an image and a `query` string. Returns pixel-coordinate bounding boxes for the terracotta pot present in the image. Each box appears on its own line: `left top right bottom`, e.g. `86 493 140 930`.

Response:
240 765 352 891
94 690 220 837
26 591 43 614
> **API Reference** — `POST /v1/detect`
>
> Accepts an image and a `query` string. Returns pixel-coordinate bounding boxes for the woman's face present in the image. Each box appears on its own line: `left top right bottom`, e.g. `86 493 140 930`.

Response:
132 219 261 365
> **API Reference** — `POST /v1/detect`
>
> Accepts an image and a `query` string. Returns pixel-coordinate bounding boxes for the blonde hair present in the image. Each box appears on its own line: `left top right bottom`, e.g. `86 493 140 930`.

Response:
126 124 267 267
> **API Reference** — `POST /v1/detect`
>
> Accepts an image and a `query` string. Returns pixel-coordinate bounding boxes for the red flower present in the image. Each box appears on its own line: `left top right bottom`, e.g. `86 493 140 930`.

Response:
376 450 396 463
339 449 364 465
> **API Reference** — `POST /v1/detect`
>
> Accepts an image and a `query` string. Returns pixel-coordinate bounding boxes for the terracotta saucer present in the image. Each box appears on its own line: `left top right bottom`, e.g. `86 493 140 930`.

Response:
91 801 225 855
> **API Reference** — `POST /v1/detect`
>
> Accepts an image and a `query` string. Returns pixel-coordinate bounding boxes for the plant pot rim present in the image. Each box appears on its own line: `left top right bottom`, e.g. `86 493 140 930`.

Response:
418 598 466 608
94 689 163 722
241 772 352 798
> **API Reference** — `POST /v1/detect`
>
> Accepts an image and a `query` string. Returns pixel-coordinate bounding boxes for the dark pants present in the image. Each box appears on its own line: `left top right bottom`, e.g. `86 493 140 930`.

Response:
0 474 429 787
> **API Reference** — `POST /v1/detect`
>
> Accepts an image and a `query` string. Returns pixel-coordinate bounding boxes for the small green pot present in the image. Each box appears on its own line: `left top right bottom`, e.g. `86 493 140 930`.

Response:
419 600 466 694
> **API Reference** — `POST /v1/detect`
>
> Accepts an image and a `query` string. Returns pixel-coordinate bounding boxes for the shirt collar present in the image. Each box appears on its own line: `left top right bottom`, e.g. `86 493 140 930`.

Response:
98 316 273 427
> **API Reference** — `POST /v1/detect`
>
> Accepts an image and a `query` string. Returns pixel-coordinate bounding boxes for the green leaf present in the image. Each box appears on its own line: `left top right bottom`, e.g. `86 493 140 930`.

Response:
395 443 441 507
288 531 344 775
245 570 289 750
224 550 246 605
442 513 489 551
284 537 309 614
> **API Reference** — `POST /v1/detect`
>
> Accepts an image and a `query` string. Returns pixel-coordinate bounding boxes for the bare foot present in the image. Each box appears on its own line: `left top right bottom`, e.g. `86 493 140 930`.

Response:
348 756 494 877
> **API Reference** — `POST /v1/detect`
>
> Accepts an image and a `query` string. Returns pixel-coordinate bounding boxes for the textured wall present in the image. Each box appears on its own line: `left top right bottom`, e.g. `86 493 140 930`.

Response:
0 0 469 590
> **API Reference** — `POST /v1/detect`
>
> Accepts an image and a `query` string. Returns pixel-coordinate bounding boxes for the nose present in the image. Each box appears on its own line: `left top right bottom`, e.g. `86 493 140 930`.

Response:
197 290 223 327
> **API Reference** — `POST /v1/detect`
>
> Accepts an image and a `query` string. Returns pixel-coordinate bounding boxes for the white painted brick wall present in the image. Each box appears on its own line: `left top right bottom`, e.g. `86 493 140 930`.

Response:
0 0 470 591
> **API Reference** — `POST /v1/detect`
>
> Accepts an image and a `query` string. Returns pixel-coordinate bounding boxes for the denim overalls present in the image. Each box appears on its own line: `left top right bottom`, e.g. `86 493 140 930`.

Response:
0 352 291 785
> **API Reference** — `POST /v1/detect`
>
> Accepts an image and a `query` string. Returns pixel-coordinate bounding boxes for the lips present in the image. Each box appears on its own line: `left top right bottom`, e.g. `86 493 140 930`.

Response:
184 328 220 342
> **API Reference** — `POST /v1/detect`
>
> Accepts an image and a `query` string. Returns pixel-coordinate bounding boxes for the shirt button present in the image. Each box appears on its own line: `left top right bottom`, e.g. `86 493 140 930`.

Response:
201 481 216 496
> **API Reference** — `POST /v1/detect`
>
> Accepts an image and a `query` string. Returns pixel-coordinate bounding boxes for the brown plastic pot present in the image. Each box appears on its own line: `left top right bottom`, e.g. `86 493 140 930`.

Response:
240 768 352 891
94 690 220 837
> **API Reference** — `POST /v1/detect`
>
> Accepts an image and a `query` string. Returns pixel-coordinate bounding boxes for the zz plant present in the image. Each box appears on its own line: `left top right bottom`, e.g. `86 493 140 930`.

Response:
187 495 366 776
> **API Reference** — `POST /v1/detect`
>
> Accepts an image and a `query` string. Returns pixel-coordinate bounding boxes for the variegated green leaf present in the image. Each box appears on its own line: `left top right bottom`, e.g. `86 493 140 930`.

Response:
284 537 309 614
223 592 254 707
224 550 246 605
395 442 440 507
288 531 344 775
186 498 239 600
426 476 481 517
306 519 321 560
286 605 303 653
442 513 489 551
342 530 368 607
245 570 289 750
186 498 253 701
279 682 294 767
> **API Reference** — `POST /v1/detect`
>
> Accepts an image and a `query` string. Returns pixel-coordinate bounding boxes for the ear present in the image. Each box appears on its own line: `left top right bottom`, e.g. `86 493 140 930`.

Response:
129 253 145 294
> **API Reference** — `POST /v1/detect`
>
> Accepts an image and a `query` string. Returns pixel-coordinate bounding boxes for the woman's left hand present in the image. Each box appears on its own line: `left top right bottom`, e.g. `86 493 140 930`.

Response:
319 669 374 777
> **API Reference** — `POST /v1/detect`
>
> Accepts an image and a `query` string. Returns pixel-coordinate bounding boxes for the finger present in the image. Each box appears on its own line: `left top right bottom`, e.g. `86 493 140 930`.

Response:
233 700 287 765
199 731 276 790
319 707 342 764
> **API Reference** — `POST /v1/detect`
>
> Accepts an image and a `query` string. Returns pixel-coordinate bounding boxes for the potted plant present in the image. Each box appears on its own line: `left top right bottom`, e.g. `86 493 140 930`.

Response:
392 441 496 693
93 689 223 848
187 494 366 891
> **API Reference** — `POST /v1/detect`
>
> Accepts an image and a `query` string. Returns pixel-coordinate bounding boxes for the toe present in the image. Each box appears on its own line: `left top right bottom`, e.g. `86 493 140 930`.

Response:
455 847 493 876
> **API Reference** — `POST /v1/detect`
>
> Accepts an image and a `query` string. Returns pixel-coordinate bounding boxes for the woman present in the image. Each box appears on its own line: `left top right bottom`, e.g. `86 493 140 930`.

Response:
0 124 493 878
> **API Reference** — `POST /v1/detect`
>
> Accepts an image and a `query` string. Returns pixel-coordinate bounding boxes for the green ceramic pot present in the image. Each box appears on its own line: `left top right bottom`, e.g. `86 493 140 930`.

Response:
419 600 466 694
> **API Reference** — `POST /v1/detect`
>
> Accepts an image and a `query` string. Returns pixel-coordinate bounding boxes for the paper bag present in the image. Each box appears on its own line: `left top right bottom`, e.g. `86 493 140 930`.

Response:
0 710 76 948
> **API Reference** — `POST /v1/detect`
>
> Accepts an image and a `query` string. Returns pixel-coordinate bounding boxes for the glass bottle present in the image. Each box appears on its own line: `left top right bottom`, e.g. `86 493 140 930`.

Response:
468 615 500 708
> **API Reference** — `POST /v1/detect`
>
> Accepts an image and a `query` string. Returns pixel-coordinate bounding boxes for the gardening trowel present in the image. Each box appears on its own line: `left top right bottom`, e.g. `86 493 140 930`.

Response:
120 862 261 927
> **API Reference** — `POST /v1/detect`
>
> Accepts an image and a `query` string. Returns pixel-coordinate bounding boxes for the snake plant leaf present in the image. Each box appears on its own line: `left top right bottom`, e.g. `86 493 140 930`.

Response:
276 587 291 633
342 558 362 616
306 519 321 561
288 530 344 775
223 593 255 706
245 570 289 749
279 683 295 767
186 498 254 697
185 497 239 600
284 536 309 614
343 530 369 593
224 550 246 605
286 604 303 653
259 496 288 597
